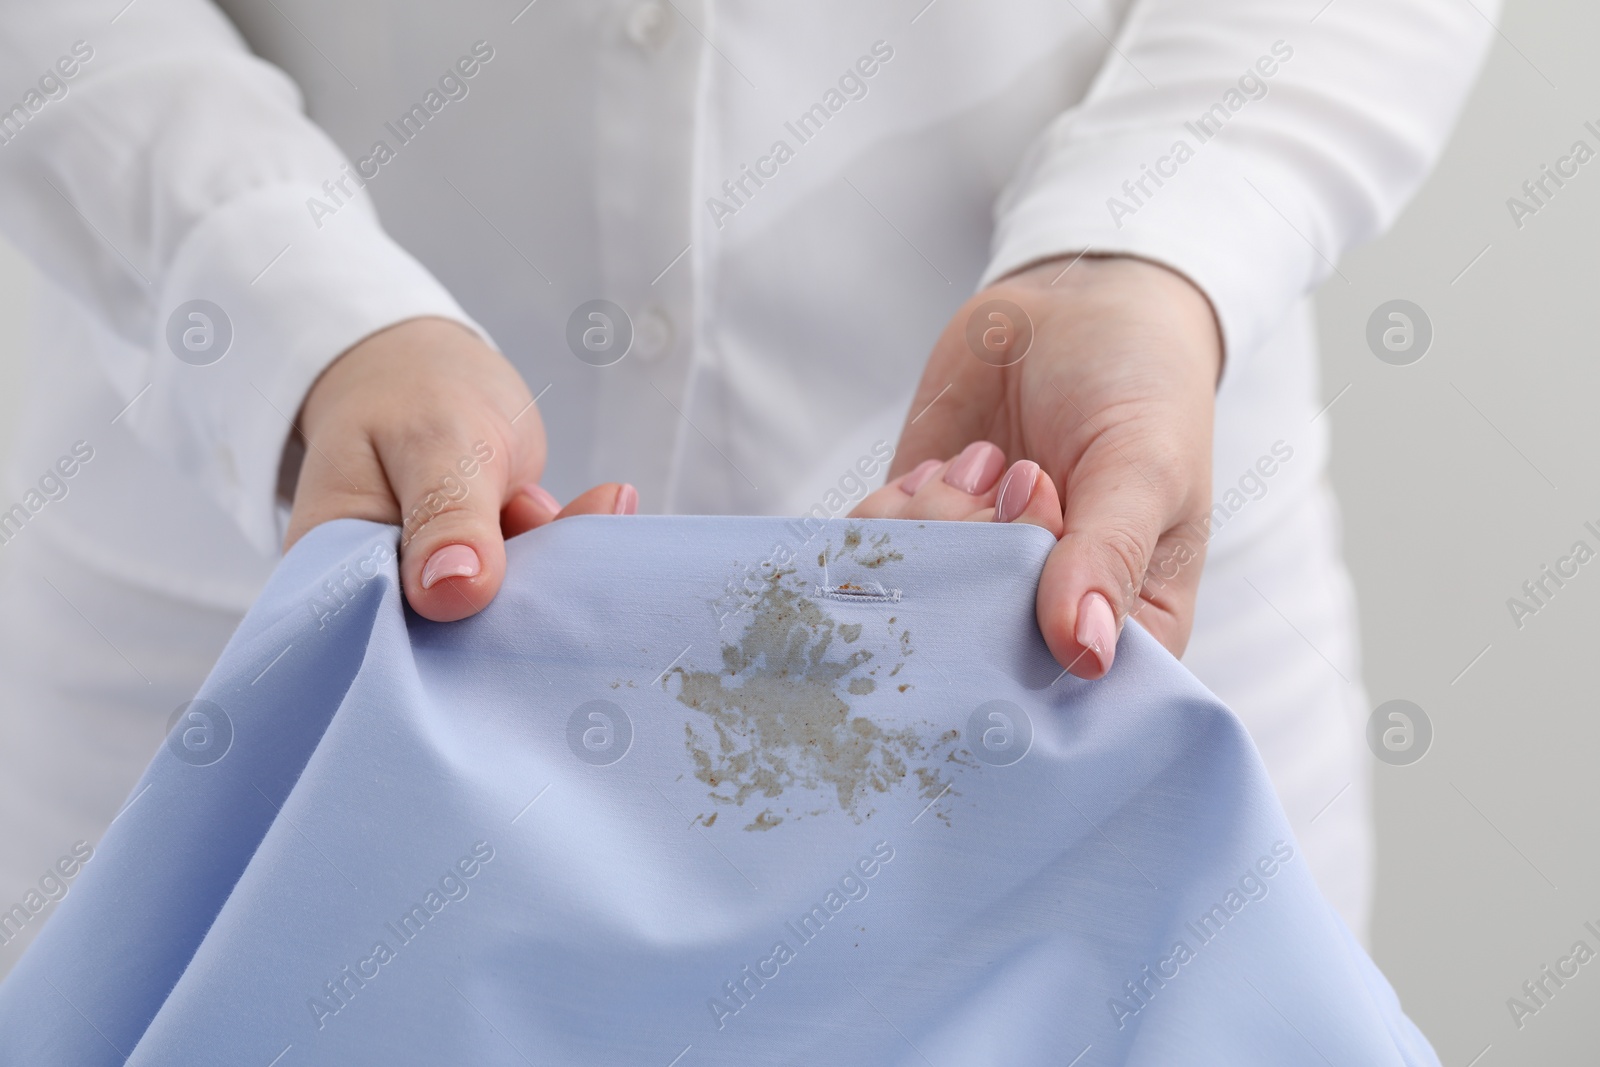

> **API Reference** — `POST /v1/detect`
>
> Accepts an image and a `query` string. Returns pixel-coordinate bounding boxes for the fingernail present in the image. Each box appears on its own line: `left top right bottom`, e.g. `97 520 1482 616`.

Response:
944 441 1005 495
899 459 942 495
520 483 561 513
993 460 1040 523
1075 592 1118 673
421 544 480 590
614 483 639 516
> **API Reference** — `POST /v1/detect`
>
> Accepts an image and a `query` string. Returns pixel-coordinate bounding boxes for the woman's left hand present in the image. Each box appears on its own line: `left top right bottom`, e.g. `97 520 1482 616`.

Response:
852 255 1222 679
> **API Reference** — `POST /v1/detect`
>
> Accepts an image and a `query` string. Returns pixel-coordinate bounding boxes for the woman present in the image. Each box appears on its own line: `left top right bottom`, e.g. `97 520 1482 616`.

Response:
0 0 1492 966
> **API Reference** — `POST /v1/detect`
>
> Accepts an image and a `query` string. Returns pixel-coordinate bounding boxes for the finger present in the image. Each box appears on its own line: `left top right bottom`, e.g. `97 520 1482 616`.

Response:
558 482 638 518
395 438 511 623
896 441 1006 521
504 480 638 541
979 460 1065 537
849 459 940 518
393 428 541 624
501 483 562 539
897 458 943 496
1036 440 1201 680
283 432 399 550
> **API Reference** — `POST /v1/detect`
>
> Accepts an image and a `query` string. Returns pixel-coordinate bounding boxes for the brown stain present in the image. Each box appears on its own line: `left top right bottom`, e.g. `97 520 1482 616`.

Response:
855 531 904 569
823 527 904 570
673 538 956 831
746 810 783 831
914 767 953 827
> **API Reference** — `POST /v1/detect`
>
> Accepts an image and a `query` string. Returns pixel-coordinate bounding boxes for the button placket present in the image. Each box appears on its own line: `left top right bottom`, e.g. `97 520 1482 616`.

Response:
588 0 705 507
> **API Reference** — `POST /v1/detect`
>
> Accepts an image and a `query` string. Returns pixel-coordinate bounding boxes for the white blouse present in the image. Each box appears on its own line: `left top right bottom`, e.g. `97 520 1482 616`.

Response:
0 0 1492 602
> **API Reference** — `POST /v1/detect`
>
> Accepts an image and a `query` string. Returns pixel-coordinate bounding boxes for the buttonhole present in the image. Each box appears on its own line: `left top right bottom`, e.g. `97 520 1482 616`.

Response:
814 581 901 603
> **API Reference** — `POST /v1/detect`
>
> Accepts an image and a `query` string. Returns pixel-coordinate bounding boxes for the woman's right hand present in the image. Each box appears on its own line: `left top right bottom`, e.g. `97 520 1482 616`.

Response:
281 316 636 622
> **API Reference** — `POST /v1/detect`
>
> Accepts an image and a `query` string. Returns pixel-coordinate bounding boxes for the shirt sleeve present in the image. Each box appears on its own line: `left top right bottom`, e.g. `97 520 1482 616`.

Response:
979 0 1497 373
0 0 489 555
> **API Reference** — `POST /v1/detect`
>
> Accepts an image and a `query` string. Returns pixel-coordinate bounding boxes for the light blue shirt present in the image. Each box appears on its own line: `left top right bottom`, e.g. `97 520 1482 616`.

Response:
0 517 1437 1065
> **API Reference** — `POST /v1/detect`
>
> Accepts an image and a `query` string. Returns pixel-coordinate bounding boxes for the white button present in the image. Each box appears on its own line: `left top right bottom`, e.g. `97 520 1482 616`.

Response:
624 1 674 53
633 305 674 362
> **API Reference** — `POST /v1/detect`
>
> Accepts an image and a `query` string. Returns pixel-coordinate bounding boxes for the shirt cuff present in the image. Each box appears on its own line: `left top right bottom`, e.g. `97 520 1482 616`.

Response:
980 129 1329 384
132 183 490 556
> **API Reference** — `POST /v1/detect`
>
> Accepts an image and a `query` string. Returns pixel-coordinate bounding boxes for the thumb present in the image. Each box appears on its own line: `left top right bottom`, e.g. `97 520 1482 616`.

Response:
391 434 535 622
1036 447 1207 680
279 316 547 622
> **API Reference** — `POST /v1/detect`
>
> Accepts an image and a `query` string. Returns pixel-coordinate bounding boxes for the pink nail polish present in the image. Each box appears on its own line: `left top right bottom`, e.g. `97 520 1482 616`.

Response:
899 459 942 495
1074 592 1118 674
521 483 561 513
421 544 481 590
993 460 1040 523
944 441 1005 495
614 483 639 516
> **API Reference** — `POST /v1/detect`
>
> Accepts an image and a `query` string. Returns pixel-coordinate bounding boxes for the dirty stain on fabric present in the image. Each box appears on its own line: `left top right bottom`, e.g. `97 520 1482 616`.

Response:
670 532 956 831
822 527 904 570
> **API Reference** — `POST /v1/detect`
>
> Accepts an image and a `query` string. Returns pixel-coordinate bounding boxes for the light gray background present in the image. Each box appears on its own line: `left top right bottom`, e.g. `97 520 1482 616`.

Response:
1315 1 1599 1062
0 0 1593 1061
